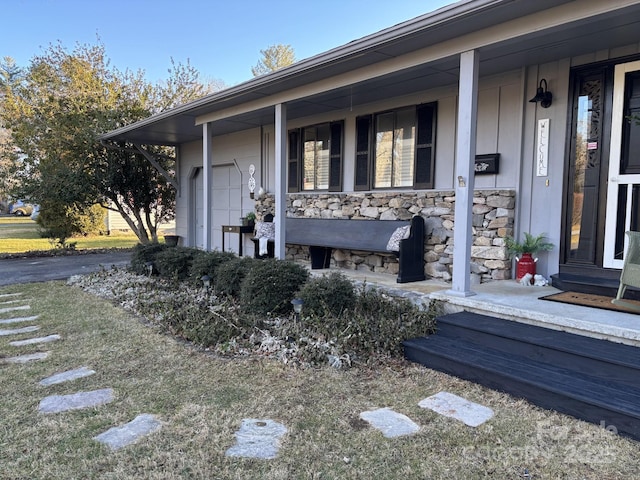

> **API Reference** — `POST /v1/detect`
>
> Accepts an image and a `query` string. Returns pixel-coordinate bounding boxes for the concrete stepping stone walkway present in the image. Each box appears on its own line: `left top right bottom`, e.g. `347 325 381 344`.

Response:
39 388 114 413
0 315 39 325
0 325 39 336
10 334 61 347
94 414 162 450
359 407 421 438
2 351 49 363
39 366 96 386
226 419 288 459
419 391 494 427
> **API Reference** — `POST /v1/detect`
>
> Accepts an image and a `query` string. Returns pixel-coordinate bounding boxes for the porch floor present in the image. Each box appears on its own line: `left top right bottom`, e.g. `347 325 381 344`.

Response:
311 268 640 347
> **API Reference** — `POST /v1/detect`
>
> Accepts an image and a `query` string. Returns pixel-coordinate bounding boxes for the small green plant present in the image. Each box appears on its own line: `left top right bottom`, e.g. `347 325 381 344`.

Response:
189 250 236 286
240 259 309 315
245 212 256 223
297 272 356 318
505 232 553 257
130 242 170 275
154 246 201 281
215 257 257 296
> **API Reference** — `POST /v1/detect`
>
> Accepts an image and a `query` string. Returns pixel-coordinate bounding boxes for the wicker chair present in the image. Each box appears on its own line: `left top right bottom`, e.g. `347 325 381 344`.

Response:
612 230 640 311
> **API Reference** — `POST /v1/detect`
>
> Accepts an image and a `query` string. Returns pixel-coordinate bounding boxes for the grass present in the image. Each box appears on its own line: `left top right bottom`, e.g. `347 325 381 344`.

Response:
0 216 140 253
1 281 638 479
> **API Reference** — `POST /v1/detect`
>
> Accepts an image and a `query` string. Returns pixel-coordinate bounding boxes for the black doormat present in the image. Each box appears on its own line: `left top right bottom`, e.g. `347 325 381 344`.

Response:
540 291 640 314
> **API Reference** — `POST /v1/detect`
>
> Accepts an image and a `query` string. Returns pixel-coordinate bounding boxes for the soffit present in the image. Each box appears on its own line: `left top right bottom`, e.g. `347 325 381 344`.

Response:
101 0 640 145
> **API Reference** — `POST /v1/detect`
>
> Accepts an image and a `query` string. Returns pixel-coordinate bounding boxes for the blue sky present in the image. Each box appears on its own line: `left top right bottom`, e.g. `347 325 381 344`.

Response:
2 0 456 87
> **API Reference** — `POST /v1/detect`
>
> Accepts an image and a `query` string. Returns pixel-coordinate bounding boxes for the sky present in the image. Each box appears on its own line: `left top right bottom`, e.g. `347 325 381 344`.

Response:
2 0 457 87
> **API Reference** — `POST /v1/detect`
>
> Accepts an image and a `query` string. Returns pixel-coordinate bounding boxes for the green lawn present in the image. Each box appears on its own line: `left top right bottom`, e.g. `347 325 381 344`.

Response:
1 281 637 479
0 216 140 253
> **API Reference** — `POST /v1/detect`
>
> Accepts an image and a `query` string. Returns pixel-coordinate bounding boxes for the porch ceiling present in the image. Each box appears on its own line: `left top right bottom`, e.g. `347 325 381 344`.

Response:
101 0 640 146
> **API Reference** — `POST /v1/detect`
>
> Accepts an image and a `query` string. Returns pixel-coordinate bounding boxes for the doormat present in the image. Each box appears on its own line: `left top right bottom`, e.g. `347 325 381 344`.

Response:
540 291 640 314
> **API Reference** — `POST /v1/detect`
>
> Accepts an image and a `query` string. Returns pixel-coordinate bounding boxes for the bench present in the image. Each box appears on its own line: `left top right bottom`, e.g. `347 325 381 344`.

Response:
252 215 426 283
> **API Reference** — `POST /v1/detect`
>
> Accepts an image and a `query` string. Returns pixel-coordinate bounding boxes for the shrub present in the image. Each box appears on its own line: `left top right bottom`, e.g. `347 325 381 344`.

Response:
154 246 201 281
297 272 356 318
189 250 236 286
37 201 105 247
240 259 309 315
214 257 257 297
130 242 169 275
344 286 438 356
160 295 257 347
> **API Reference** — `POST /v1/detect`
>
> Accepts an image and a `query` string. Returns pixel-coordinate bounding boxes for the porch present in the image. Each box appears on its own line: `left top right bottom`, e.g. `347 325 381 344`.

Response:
318 268 640 347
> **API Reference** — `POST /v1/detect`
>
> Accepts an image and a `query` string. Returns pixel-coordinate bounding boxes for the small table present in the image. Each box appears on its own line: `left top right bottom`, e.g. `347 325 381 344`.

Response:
221 225 254 256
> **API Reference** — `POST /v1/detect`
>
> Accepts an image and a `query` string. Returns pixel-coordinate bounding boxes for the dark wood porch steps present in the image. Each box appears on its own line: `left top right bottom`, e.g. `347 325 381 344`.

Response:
403 311 640 441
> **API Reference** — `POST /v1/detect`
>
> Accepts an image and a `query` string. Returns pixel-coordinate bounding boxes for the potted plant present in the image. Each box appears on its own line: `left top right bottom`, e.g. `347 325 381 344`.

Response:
242 212 256 227
505 232 553 282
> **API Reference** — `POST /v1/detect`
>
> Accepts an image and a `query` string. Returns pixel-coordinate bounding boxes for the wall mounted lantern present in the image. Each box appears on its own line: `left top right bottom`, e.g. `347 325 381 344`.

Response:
529 79 552 108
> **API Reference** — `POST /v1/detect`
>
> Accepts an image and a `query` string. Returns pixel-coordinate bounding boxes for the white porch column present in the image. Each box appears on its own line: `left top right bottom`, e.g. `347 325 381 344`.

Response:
449 49 479 297
202 122 213 251
274 103 287 259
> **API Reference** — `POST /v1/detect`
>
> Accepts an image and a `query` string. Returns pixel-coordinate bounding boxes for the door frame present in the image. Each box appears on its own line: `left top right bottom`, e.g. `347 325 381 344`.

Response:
603 60 640 268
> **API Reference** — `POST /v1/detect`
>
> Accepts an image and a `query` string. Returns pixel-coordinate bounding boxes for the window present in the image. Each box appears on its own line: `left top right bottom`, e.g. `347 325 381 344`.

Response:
355 103 436 190
288 121 343 192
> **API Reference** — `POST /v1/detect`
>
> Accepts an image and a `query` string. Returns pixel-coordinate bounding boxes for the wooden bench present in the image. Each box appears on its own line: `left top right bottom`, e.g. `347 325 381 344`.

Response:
252 215 426 283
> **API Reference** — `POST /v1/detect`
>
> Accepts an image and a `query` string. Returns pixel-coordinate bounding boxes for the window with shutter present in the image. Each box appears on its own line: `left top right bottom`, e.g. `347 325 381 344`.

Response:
291 121 344 192
355 103 436 190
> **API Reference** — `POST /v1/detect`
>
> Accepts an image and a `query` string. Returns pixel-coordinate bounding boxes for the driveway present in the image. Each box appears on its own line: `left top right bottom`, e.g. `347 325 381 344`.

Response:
0 251 132 286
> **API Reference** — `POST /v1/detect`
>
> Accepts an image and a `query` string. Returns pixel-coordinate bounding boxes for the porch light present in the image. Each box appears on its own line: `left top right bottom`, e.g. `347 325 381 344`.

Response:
291 298 304 321
529 79 553 108
201 275 211 289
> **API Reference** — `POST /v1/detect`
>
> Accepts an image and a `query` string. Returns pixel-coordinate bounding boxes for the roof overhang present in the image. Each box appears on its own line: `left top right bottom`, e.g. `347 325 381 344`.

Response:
101 0 640 146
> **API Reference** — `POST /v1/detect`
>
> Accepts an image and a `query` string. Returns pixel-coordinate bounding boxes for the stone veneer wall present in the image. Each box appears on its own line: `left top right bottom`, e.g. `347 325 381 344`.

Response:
253 190 515 283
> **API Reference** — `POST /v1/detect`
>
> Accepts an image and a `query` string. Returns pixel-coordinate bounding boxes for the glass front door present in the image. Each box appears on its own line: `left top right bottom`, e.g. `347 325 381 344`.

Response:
564 67 609 268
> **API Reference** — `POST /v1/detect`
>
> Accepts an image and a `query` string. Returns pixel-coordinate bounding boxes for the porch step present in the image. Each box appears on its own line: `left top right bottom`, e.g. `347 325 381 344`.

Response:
403 311 640 440
551 272 640 299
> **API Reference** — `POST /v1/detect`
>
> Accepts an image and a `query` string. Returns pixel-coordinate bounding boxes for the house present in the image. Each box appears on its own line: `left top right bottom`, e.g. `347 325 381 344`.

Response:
100 0 640 298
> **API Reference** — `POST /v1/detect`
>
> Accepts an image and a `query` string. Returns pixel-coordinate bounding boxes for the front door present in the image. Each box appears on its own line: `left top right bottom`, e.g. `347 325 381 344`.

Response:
563 65 611 272
604 60 640 268
562 58 640 282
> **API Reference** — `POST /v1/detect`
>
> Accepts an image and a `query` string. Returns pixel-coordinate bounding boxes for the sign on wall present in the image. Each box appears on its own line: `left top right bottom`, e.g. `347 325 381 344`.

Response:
536 118 549 177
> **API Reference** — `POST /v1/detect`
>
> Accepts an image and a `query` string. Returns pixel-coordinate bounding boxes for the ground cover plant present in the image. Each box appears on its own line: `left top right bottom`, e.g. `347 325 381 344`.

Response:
1 281 637 479
70 255 436 367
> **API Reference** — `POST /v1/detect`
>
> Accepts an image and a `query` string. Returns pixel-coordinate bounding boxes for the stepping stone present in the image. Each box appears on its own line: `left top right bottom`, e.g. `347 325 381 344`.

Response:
0 305 30 314
0 293 22 299
10 334 61 347
0 325 39 336
0 299 23 305
226 419 288 459
0 315 39 325
39 366 96 386
93 414 162 450
39 388 114 413
2 351 49 364
359 407 420 438
418 391 494 427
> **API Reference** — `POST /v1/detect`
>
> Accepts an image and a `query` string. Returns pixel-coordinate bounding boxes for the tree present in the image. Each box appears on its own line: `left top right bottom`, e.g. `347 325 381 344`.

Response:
0 42 214 244
251 44 296 77
0 57 25 210
0 56 24 97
